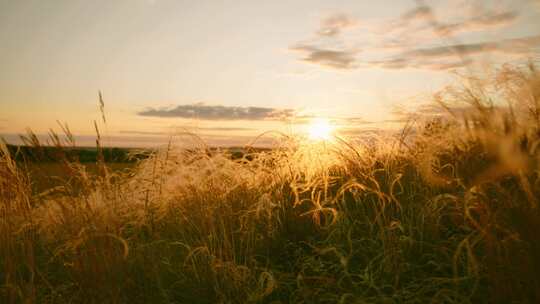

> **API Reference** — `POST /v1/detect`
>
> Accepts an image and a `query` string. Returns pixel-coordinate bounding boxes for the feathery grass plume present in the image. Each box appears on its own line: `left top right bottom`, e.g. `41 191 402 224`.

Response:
412 63 540 302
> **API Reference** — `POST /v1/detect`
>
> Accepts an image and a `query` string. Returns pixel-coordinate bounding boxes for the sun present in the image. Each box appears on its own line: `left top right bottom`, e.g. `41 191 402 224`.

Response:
308 118 334 141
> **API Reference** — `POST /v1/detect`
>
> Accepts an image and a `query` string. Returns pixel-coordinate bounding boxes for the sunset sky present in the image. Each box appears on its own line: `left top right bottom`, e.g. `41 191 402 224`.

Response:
1 0 540 146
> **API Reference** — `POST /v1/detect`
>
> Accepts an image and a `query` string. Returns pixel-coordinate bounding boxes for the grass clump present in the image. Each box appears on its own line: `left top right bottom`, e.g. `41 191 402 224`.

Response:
1 63 540 303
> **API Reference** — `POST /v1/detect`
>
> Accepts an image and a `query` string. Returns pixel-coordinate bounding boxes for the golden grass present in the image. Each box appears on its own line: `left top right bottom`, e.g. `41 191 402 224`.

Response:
1 63 540 303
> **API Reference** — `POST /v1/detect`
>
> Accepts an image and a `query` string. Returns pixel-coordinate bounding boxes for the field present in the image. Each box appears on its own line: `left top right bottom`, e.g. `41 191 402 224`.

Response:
2 64 540 303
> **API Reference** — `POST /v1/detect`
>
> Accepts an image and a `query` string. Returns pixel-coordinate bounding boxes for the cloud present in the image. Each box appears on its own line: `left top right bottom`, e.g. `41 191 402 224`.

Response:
401 5 432 23
289 45 359 69
290 3 534 72
292 34 540 71
501 34 540 52
288 12 360 70
317 13 358 37
378 4 520 50
415 60 473 70
138 103 295 120
436 11 519 36
383 5 432 32
406 42 498 58
388 4 518 36
370 35 540 70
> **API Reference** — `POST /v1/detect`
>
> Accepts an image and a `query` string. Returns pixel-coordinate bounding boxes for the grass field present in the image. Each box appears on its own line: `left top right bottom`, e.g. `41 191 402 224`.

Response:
24 163 134 194
1 64 540 303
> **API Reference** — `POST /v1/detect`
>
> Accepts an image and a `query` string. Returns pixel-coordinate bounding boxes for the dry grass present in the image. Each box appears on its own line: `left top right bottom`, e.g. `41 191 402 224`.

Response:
1 63 540 303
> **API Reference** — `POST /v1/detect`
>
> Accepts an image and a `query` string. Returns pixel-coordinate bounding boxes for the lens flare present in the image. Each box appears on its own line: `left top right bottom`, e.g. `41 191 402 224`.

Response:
308 118 333 141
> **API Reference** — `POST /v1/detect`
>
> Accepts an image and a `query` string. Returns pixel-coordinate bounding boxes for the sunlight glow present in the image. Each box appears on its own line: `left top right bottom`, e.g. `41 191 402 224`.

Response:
308 118 334 141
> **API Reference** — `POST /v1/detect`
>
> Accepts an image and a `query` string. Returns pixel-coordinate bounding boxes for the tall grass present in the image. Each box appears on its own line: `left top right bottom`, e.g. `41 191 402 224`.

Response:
1 63 540 303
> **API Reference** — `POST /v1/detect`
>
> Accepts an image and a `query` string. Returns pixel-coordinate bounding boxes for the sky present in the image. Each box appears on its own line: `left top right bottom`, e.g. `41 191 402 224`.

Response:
1 0 540 147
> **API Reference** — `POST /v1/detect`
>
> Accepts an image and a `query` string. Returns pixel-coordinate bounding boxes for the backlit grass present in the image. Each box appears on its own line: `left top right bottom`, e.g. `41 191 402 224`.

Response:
1 63 540 303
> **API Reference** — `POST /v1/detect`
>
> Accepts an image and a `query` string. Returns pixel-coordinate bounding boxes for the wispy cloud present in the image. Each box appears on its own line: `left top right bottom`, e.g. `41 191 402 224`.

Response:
289 45 359 69
378 5 520 50
435 11 519 36
288 12 359 70
384 5 432 32
294 34 540 72
370 35 540 70
317 13 358 37
290 2 533 72
401 5 432 22
385 4 518 35
138 103 295 120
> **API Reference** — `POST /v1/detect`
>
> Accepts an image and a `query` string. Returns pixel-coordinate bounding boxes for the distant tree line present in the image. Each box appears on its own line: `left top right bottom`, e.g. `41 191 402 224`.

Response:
5 145 149 163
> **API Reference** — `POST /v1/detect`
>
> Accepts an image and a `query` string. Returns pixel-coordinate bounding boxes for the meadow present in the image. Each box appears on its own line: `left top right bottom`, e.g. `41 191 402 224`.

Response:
1 63 540 303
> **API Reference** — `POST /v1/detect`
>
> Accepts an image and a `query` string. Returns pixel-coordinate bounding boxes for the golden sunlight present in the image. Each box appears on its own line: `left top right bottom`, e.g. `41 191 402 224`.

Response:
307 118 334 141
